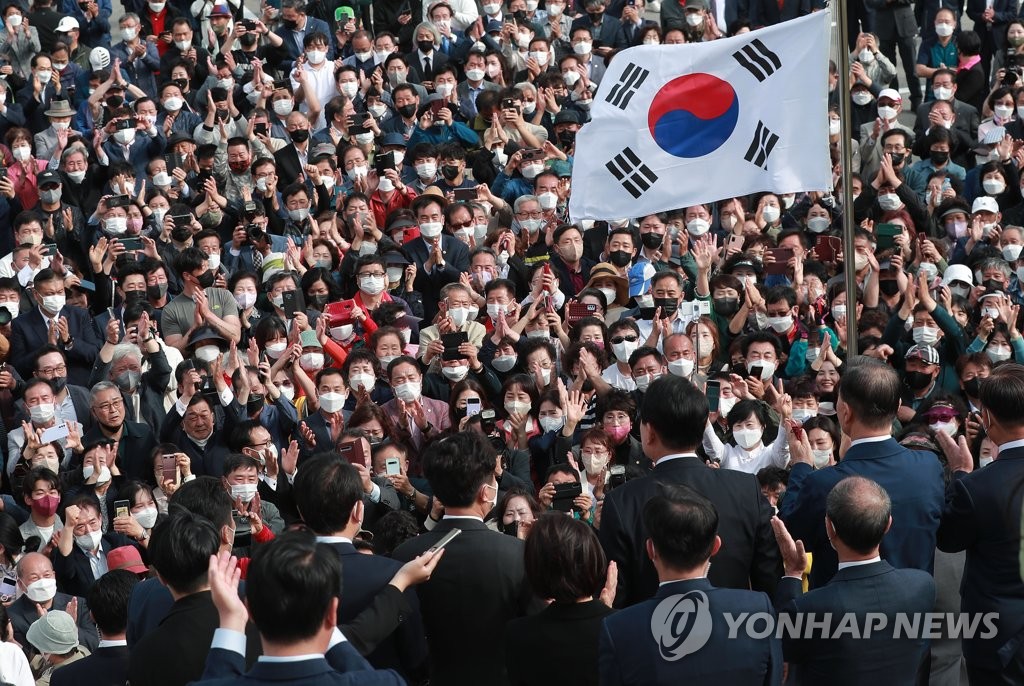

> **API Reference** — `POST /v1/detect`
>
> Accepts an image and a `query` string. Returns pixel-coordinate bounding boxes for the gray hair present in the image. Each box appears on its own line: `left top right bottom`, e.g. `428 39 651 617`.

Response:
977 257 1012 279
90 380 121 406
61 143 89 164
110 343 142 368
513 194 539 213
826 476 891 555
120 12 140 24
414 21 440 46
514 82 537 99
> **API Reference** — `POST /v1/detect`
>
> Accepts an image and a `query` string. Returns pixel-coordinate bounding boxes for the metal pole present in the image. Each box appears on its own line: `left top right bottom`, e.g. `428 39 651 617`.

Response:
835 1 859 357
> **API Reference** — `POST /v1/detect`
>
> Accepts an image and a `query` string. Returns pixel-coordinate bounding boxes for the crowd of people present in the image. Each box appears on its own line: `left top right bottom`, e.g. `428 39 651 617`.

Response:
0 0 1011 682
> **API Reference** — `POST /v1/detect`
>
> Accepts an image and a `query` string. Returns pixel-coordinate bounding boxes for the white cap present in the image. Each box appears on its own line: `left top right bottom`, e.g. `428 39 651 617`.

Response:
89 46 110 71
972 196 1000 214
878 88 902 102
942 264 973 286
56 17 79 32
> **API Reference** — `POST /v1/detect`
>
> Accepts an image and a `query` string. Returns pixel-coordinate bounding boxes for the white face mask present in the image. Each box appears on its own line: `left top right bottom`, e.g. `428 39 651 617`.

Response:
912 326 940 346
359 275 386 295
572 41 591 56
877 105 898 121
195 345 221 362
234 291 256 310
134 507 158 529
539 415 564 433
687 218 710 236
394 381 421 402
747 360 776 380
933 86 953 101
419 221 443 238
807 216 830 233
349 372 375 393
929 420 958 437
767 315 792 333
266 342 287 359
792 407 817 423
852 91 872 106
611 339 637 363
75 529 103 552
983 178 1006 196
811 448 832 468
41 294 65 314
175 39 191 51
935 22 954 37
442 365 469 382
1002 244 1023 262
24 577 57 603
299 352 325 371
877 193 901 211
987 346 1012 363
12 145 29 162
761 205 780 224
465 67 485 82
732 427 763 450
633 372 661 392
685 12 703 26
668 358 694 378
273 99 293 116
858 48 874 63
318 391 346 414
505 400 531 416
330 324 354 341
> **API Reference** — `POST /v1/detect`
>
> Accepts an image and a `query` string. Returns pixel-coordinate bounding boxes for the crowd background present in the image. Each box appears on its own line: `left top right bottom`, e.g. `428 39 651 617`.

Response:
0 0 1008 683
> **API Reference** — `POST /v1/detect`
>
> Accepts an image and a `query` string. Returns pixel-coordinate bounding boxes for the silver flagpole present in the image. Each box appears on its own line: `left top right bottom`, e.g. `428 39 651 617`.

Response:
835 1 859 357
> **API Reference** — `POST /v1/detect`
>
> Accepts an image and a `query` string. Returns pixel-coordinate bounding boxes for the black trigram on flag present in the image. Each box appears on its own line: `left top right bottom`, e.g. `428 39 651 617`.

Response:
605 62 650 110
744 121 778 169
606 147 658 198
733 39 782 82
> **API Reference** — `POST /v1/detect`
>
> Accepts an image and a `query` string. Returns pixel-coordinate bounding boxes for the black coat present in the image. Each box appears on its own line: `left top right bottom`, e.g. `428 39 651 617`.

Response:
9 591 98 652
83 421 159 485
53 532 139 598
50 644 129 686
393 518 533 686
9 305 103 387
504 599 613 686
598 454 783 608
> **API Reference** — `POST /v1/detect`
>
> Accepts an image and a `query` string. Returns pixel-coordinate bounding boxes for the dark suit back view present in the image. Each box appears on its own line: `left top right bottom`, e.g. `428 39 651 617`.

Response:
775 560 936 686
599 455 783 606
392 518 532 686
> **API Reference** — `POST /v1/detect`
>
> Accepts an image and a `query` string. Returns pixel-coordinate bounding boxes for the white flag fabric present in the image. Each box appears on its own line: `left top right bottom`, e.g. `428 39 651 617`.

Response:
568 10 832 221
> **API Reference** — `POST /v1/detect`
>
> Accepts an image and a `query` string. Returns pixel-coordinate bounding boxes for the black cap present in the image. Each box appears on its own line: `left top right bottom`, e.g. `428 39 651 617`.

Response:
38 170 61 187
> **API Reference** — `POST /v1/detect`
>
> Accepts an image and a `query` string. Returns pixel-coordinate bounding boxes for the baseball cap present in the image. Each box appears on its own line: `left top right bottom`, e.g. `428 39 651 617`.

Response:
941 264 973 286
905 344 940 366
107 546 148 574
38 170 61 187
56 17 79 32
972 196 999 215
89 46 111 71
878 88 901 102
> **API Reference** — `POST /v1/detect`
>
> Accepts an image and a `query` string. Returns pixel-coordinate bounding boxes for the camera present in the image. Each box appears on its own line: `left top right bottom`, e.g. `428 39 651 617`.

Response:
246 222 266 243
232 509 252 548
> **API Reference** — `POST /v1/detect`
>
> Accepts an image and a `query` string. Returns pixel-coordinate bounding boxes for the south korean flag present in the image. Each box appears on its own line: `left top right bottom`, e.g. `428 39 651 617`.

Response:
568 10 833 221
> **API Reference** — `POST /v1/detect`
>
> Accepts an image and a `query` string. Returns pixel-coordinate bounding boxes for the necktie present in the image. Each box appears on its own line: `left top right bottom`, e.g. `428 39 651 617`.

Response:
423 56 431 76
252 249 264 271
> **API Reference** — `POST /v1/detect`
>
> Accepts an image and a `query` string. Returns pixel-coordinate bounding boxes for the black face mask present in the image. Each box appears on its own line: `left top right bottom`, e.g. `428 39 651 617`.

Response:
879 279 900 296
905 370 933 391
930 150 949 166
172 78 189 91
171 226 192 243
454 405 467 418
246 393 265 416
653 297 678 318
289 128 309 143
889 152 905 167
240 33 257 48
125 290 147 307
608 250 631 267
440 164 460 180
196 269 216 288
309 293 328 309
50 376 67 393
557 129 576 147
418 40 435 53
640 232 664 250
587 10 603 22
106 95 124 109
397 103 417 118
983 279 1003 292
963 377 981 398
282 18 297 29
714 297 740 316
147 282 168 300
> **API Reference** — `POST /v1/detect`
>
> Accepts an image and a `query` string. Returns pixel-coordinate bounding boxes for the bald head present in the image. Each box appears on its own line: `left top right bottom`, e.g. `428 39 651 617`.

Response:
826 476 891 555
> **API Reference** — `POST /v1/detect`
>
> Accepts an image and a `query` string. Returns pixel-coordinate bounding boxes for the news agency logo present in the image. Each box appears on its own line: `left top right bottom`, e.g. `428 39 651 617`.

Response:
650 591 1000 661
650 591 713 661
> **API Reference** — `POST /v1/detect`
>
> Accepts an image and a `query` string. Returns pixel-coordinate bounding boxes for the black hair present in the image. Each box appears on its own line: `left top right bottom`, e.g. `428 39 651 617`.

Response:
168 475 233 530
643 483 719 570
423 433 496 508
639 376 708 451
838 357 901 429
293 454 364 535
86 569 139 635
149 509 222 594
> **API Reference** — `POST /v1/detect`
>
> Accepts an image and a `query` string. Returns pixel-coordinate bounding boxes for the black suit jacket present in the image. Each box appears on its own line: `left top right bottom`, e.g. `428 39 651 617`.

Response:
127 590 260 686
50 644 128 686
775 561 935 685
323 540 427 679
9 305 102 387
393 518 532 686
274 144 305 186
404 49 449 81
197 641 404 686
9 591 99 652
405 235 471 322
83 421 158 484
938 447 1024 672
54 532 139 598
505 599 613 686
598 454 782 607
13 383 94 433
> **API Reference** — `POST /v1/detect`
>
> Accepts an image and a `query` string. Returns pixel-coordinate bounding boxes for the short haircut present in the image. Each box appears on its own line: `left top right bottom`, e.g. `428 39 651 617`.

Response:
826 476 891 555
245 531 342 643
422 433 496 508
979 363 1024 428
149 509 221 594
643 483 719 570
524 514 606 603
293 454 364 535
86 569 139 635
639 375 708 451
838 357 901 429
168 475 233 530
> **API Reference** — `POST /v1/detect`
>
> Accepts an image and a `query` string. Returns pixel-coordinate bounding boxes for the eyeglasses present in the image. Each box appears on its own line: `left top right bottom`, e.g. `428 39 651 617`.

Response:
610 335 638 344
450 219 474 229
94 399 123 412
359 272 386 279
37 364 67 376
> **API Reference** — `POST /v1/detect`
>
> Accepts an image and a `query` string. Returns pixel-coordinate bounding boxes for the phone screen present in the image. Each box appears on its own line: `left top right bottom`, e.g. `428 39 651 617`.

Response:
465 398 481 417
706 380 721 413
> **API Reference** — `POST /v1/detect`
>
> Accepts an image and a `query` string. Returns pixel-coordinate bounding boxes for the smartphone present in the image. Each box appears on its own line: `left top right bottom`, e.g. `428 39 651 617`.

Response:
441 331 468 360
875 222 902 251
764 248 794 275
429 99 446 115
347 112 371 128
163 153 182 171
115 118 136 131
749 365 764 381
453 188 476 202
242 18 256 30
159 454 179 483
609 464 626 489
706 379 721 413
567 301 599 324
385 457 401 476
521 148 545 162
551 481 582 512
0 576 15 601
375 151 396 176
397 0 411 15
427 527 461 552
338 440 366 466
254 122 268 136
728 234 745 253
465 397 481 417
108 194 131 208
502 97 518 111
114 499 130 519
231 509 252 547
42 243 58 257
280 290 304 319
40 423 70 443
815 235 841 263
325 299 356 326
480 409 496 434
171 214 192 228
120 237 143 251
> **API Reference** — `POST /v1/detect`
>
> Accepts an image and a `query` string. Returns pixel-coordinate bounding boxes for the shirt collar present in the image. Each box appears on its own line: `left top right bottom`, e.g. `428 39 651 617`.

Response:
999 438 1024 452
98 639 128 648
654 452 699 465
847 434 890 449
314 535 353 544
837 556 881 571
442 514 483 521
259 655 323 663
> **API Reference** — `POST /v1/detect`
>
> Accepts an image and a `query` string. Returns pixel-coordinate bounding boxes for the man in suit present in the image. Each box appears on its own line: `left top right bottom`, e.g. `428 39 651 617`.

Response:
938 363 1024 684
293 454 428 680
404 23 449 82
9 552 99 652
600 484 783 685
189 533 407 686
274 111 312 185
20 345 94 432
912 68 981 145
127 508 261 686
51 569 138 686
274 0 334 74
866 0 922 110
160 387 235 477
599 375 782 607
381 356 451 453
53 493 139 598
406 194 470 322
83 381 158 483
780 357 946 587
774 477 936 685
89 336 172 436
10 268 102 387
747 0 809 27
393 432 533 686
